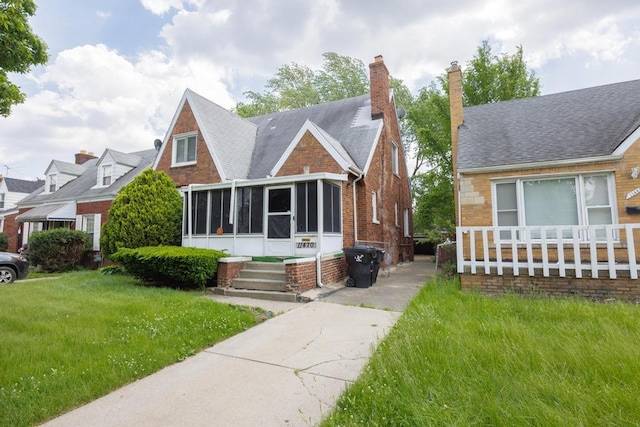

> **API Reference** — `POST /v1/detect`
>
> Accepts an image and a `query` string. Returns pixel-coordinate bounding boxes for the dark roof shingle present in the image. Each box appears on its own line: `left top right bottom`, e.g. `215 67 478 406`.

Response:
458 79 640 170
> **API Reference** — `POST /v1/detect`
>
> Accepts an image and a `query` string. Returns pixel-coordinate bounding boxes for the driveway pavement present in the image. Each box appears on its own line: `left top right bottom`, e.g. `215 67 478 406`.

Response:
42 257 435 427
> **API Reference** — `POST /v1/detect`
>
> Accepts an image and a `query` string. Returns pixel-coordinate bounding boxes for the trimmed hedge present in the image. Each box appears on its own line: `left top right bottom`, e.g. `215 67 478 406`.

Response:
110 246 227 289
28 229 90 272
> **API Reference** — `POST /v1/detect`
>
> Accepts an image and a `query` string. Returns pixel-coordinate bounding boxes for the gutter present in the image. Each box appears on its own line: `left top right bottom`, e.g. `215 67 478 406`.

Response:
458 155 623 175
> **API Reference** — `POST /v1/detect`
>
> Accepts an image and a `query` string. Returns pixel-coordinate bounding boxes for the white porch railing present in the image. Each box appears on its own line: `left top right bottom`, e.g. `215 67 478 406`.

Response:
456 224 640 279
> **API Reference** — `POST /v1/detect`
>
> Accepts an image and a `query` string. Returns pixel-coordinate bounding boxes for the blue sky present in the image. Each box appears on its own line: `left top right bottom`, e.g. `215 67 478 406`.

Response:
2 0 640 180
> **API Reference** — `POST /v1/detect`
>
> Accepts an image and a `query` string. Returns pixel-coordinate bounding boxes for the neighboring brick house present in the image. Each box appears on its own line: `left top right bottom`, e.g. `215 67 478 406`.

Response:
0 175 44 252
154 56 414 291
15 148 157 255
449 63 640 298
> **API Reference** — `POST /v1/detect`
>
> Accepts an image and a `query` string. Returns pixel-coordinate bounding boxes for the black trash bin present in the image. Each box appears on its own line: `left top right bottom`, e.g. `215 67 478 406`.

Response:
372 247 385 283
343 246 376 288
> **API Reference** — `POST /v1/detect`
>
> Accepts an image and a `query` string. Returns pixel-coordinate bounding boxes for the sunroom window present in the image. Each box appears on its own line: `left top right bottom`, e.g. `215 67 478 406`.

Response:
494 174 615 241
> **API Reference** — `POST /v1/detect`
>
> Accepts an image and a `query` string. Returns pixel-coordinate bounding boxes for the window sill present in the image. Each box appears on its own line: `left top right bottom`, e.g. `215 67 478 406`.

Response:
171 161 197 168
372 219 380 224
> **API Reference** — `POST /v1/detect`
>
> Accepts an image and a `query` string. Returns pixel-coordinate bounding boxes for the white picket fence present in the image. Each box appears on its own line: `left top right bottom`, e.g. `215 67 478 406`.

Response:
456 224 640 279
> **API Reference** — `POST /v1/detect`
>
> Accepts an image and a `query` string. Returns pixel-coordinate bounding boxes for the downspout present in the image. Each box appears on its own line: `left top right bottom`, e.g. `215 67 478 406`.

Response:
316 251 324 288
316 178 324 288
229 179 237 254
457 172 462 227
351 167 364 243
187 184 193 247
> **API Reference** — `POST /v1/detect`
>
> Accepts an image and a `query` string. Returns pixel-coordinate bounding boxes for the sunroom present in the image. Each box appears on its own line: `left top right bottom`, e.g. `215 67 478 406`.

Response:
182 173 347 258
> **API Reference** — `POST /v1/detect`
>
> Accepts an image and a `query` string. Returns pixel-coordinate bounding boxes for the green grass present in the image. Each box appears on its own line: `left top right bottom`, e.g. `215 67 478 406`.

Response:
322 278 640 426
0 271 260 427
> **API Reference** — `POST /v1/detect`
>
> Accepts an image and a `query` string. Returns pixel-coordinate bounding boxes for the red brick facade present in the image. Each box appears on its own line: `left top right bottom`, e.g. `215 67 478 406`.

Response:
156 101 222 187
2 212 21 252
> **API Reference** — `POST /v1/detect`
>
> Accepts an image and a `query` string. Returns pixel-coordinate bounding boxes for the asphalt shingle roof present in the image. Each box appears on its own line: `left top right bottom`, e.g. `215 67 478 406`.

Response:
19 149 158 206
2 177 43 194
246 95 380 179
458 79 640 170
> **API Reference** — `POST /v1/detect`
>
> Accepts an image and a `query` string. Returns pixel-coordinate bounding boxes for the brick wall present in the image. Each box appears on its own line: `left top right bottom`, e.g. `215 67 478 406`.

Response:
217 258 247 288
285 260 317 292
461 270 640 300
155 100 222 187
321 256 348 284
276 131 344 176
76 200 113 228
2 212 20 252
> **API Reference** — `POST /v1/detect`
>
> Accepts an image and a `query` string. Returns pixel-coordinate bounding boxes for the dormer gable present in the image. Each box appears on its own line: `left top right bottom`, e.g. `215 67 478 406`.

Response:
44 160 86 194
95 149 142 188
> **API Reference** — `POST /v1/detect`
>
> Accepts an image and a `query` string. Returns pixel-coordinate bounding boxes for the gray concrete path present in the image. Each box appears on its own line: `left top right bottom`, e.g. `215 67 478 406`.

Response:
43 257 435 427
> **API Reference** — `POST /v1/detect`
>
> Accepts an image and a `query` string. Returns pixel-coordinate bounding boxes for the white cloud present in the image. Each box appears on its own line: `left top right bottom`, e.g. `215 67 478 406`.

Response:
96 10 111 19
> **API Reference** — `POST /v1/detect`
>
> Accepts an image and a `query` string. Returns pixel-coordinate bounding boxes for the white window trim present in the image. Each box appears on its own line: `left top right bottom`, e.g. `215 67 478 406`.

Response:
48 173 57 193
172 132 198 167
394 202 399 227
403 208 411 237
391 141 399 176
492 173 618 241
372 190 379 224
101 164 113 187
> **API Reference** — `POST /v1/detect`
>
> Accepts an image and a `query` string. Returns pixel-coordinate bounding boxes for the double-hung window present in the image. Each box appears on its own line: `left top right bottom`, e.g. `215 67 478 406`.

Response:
49 174 57 193
494 174 616 241
0 193 4 209
173 133 197 166
391 142 399 175
102 164 112 186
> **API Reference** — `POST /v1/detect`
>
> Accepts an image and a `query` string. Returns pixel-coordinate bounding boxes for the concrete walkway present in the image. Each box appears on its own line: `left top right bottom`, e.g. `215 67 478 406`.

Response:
43 257 435 427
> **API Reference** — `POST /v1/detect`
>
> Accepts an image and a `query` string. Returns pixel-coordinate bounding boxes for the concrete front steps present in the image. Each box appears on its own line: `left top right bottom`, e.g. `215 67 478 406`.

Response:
211 261 301 303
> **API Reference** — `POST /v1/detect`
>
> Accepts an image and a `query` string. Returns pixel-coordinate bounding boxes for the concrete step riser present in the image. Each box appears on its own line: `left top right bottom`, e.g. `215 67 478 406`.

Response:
244 262 285 272
239 270 286 281
231 278 288 292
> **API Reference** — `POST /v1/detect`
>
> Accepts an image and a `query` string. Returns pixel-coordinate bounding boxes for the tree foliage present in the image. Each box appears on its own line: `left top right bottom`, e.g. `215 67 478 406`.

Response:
0 0 48 117
100 169 183 257
234 52 411 117
409 41 540 240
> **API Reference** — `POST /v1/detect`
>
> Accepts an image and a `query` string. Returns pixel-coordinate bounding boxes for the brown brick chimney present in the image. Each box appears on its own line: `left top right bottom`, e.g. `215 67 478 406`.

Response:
75 150 97 165
448 61 463 227
369 55 390 120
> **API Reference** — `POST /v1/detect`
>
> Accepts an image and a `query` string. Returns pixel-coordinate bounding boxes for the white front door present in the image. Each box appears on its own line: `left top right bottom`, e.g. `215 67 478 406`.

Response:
265 186 294 255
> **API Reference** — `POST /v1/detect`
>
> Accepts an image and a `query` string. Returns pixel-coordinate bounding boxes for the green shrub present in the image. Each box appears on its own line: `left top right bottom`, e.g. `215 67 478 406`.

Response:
28 229 90 272
99 264 127 275
110 246 226 289
101 169 183 257
0 232 8 251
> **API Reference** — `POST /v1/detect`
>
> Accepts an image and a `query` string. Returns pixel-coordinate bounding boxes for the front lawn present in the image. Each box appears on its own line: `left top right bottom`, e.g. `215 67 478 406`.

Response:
0 271 260 427
322 278 640 426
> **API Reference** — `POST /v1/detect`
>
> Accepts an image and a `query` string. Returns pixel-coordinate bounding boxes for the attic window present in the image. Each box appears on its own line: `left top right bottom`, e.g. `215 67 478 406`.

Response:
173 133 197 166
102 164 112 186
49 174 57 193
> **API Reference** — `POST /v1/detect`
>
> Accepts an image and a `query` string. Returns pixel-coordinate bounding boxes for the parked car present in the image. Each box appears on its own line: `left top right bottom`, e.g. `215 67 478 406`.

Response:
0 252 29 284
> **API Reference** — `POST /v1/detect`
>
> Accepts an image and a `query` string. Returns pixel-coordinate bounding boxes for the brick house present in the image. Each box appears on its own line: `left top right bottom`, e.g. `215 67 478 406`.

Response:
154 56 414 292
15 149 157 256
0 175 43 252
449 63 640 298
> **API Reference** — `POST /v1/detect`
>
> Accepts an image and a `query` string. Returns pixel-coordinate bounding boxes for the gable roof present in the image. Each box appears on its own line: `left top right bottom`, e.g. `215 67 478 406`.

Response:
246 94 381 179
2 177 43 194
458 79 640 170
99 149 143 167
47 160 87 176
18 149 158 206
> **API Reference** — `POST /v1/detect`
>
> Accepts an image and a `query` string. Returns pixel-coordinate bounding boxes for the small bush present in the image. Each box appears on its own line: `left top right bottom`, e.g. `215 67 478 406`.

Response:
110 246 227 290
0 232 8 251
99 265 127 275
28 229 90 272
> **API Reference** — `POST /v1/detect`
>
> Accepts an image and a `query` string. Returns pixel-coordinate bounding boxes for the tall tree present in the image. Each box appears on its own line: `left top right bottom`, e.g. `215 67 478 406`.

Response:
0 0 48 117
409 41 540 240
234 52 411 118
